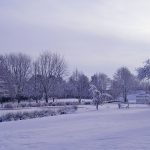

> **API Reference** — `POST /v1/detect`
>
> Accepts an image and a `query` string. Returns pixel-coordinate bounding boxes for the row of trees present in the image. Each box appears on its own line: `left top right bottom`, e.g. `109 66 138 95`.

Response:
0 51 150 103
0 52 66 103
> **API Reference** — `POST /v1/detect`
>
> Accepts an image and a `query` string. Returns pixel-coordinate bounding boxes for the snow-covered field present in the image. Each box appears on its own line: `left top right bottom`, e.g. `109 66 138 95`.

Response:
0 104 150 150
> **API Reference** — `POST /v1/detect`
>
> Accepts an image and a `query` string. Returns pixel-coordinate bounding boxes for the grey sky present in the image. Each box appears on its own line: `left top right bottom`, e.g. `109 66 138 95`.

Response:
0 0 150 77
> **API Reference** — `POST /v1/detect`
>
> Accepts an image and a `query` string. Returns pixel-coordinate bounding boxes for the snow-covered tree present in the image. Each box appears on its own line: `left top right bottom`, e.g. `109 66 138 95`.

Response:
91 73 110 94
110 79 122 100
77 73 90 102
89 84 112 110
89 85 100 110
25 74 43 103
0 55 15 99
68 70 90 103
113 67 135 103
137 59 150 80
4 53 31 103
36 51 67 103
48 76 66 101
137 59 150 92
53 78 66 99
23 61 43 102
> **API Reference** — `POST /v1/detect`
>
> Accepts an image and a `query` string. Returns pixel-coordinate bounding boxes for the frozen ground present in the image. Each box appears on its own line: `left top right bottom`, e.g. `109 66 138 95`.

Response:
0 104 150 150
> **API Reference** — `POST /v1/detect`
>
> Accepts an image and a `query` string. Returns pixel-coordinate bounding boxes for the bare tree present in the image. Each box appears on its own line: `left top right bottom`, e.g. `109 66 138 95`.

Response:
113 67 135 103
110 79 122 100
5 53 31 103
36 52 67 103
77 73 90 102
68 70 90 103
137 59 150 92
137 59 150 80
0 55 15 99
25 61 43 103
91 73 109 94
32 61 39 102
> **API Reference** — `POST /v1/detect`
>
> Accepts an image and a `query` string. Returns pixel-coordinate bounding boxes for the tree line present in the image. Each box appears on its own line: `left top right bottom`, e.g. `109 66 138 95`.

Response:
0 51 149 103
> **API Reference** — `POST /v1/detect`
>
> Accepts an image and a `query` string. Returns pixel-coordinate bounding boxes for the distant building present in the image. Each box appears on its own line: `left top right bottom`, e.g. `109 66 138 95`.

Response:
0 77 9 97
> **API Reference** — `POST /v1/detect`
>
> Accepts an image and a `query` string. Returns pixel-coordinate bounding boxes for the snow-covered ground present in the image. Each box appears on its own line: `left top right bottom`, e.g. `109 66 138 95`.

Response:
0 104 150 150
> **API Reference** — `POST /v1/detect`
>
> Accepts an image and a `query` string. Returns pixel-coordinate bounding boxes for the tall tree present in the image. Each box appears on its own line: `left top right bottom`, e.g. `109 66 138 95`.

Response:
5 53 31 103
68 70 90 103
137 59 150 92
137 59 150 80
113 67 135 103
36 51 67 103
0 55 14 99
91 73 109 94
25 68 43 103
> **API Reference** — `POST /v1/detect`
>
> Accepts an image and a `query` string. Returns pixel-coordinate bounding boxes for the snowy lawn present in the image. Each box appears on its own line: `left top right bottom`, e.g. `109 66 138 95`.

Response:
0 104 150 150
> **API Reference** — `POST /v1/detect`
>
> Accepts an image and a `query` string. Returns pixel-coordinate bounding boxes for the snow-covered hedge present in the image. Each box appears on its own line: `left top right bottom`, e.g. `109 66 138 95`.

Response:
0 106 78 122
3 103 14 109
1 101 91 109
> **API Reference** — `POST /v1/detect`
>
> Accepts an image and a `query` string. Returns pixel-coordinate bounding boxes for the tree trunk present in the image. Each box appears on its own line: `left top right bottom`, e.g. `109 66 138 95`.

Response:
96 103 99 110
78 98 81 104
17 94 21 104
35 98 38 103
124 88 127 103
18 98 21 104
0 98 3 105
45 94 48 103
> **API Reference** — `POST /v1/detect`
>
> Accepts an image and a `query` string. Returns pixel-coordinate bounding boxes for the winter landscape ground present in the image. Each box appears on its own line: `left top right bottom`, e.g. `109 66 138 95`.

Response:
0 104 150 150
1 1 150 150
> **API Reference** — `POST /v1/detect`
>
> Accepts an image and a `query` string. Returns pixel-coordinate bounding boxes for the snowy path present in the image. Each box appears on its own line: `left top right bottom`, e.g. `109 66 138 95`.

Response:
0 105 150 150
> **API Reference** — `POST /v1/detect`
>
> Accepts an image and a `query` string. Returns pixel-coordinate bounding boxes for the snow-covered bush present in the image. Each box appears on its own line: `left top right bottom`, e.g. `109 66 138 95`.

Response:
82 101 92 105
0 106 78 122
18 103 27 108
3 103 14 109
89 84 112 110
57 105 78 114
2 101 80 109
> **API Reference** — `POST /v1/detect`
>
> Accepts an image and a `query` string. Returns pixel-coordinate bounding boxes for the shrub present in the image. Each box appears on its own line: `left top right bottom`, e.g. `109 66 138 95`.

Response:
0 106 78 122
18 103 27 108
0 97 12 103
3 103 14 109
2 100 83 109
82 101 92 105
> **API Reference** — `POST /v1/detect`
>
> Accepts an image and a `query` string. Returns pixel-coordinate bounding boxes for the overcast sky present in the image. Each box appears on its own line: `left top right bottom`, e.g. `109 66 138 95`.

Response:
0 0 150 77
